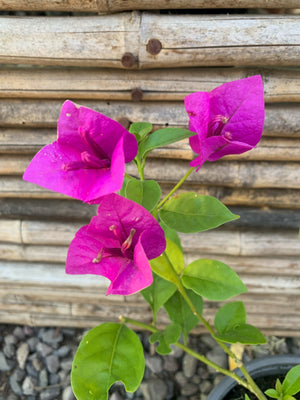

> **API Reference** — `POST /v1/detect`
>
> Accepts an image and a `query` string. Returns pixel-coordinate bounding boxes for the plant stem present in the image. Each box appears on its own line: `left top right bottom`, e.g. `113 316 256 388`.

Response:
157 166 195 209
176 284 267 400
120 316 253 394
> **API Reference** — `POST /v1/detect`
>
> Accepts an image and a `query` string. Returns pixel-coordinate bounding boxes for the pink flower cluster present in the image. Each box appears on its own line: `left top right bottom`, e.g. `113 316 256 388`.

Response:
23 76 264 295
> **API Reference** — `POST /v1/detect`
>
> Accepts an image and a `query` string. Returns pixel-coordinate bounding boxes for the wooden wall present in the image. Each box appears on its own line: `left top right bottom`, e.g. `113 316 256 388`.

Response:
0 1 299 336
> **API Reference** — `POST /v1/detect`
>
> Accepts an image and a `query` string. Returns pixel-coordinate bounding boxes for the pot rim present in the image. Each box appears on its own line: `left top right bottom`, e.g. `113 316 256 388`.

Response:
207 354 300 400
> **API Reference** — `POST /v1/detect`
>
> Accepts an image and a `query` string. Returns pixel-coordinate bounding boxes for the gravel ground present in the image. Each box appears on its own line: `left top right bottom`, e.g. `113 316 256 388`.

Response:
1 324 300 400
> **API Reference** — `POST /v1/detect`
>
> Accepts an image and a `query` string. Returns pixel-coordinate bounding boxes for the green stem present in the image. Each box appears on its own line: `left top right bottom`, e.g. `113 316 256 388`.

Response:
157 166 195 209
120 316 252 393
176 284 267 400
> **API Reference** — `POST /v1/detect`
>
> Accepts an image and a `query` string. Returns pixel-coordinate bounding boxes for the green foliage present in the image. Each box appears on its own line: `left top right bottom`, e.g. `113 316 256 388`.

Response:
71 323 144 400
149 324 181 355
125 178 161 211
214 323 266 345
150 239 185 285
159 192 239 233
139 128 195 159
182 259 247 301
214 301 265 344
160 220 183 252
282 364 300 396
129 122 153 142
214 302 246 334
141 272 176 322
164 289 203 343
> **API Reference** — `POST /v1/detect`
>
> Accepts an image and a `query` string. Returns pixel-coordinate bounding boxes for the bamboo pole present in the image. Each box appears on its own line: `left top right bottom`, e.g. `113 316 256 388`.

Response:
0 100 298 137
0 14 298 68
1 177 299 209
0 67 298 103
0 0 299 12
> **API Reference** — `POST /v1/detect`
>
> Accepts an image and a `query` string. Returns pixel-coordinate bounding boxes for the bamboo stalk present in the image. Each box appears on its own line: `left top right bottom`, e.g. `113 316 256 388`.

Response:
0 14 298 68
0 100 298 137
0 67 298 103
0 0 299 12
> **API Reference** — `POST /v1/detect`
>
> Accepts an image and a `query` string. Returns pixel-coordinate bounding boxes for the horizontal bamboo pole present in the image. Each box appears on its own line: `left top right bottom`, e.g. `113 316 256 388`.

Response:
0 13 299 68
0 197 299 229
3 131 298 162
1 220 299 257
1 176 299 209
1 263 300 335
2 153 300 189
0 0 299 12
0 67 298 103
0 100 298 137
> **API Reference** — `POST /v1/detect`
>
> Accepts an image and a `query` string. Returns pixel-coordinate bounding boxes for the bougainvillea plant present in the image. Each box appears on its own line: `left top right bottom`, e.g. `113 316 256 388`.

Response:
23 75 300 400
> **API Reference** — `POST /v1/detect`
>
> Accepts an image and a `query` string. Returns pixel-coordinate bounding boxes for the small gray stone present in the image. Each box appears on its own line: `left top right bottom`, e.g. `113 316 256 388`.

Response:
4 334 17 346
27 337 39 352
170 344 184 358
140 378 168 400
26 362 39 379
49 372 60 385
45 354 59 374
0 351 13 371
182 353 198 378
199 335 216 350
12 367 26 382
13 326 25 340
62 386 76 400
7 394 19 400
9 374 23 396
200 380 213 394
23 326 34 336
145 355 163 374
40 328 63 348
22 376 37 395
58 369 69 386
57 345 71 358
17 342 30 369
109 392 123 400
206 348 228 373
39 368 48 387
163 355 179 373
181 382 199 396
175 371 188 387
32 355 43 372
36 342 53 357
3 343 15 359
61 358 73 372
40 386 61 400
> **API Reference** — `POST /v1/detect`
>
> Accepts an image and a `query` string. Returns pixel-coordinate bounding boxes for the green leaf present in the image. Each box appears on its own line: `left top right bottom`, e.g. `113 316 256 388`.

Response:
129 122 153 142
214 302 246 334
141 272 176 321
149 323 181 355
264 388 280 398
119 174 134 197
159 192 239 233
276 378 283 393
283 395 296 400
282 364 300 396
245 395 251 400
150 239 185 285
125 178 161 211
182 259 247 301
160 220 183 252
164 289 203 343
71 323 144 400
214 323 266 345
140 128 195 158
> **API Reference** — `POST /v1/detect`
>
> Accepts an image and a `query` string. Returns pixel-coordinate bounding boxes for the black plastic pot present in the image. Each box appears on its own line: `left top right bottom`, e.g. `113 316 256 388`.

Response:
207 354 300 400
